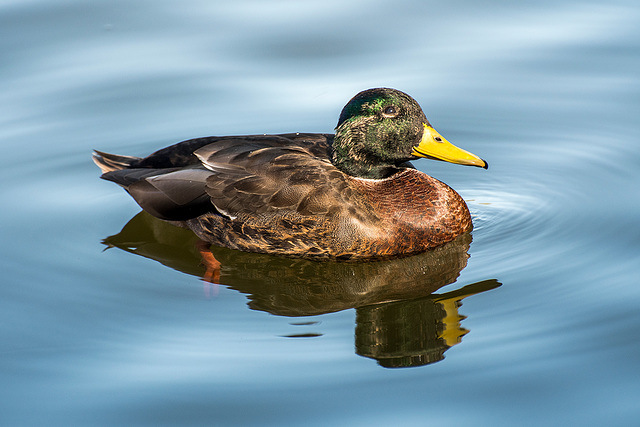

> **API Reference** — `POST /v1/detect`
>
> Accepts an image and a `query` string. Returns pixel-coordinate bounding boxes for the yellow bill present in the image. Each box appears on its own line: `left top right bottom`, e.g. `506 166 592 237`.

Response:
411 124 487 169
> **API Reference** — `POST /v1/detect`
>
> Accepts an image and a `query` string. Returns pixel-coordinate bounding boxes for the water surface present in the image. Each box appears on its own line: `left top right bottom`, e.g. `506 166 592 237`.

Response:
1 0 639 425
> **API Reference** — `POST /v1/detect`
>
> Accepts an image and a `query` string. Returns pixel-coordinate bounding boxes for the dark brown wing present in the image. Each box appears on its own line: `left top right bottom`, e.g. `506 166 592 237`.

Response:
96 133 355 222
194 134 355 219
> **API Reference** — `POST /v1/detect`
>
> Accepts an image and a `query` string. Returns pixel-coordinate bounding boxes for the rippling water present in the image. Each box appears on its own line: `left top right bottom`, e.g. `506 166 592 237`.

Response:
1 0 639 425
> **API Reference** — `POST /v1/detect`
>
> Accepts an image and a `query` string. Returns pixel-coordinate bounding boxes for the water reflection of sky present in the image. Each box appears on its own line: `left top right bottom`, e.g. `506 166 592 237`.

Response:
1 0 639 425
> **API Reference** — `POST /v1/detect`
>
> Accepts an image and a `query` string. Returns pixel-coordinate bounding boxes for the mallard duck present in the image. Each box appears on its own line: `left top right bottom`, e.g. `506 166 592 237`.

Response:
94 88 487 260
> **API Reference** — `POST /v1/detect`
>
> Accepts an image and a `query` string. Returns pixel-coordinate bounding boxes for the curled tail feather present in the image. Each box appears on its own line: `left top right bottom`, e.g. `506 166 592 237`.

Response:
92 150 140 174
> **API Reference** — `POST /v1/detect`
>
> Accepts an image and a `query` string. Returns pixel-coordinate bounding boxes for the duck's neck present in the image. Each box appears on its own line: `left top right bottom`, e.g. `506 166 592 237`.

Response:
330 126 400 179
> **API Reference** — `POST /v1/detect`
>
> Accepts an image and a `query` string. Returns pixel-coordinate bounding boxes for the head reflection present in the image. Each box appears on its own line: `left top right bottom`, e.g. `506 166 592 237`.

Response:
355 280 499 368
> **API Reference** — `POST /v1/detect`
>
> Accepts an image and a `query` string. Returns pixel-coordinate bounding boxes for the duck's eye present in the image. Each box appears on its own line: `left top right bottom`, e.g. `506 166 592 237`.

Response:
382 106 398 117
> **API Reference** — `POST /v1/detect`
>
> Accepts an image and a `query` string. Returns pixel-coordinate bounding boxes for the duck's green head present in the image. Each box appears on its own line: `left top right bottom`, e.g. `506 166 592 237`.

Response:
332 88 487 179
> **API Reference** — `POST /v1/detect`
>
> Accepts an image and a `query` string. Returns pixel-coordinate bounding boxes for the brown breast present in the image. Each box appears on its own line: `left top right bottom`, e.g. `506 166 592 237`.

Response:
346 168 473 255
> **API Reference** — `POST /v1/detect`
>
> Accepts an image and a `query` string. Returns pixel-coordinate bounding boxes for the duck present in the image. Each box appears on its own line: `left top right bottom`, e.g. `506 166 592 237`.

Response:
93 88 487 260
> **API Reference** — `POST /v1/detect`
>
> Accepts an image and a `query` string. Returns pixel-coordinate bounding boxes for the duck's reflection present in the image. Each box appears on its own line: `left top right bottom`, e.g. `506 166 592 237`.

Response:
103 211 500 368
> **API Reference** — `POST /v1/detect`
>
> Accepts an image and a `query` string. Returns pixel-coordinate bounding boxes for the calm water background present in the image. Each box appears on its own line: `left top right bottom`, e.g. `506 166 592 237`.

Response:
1 0 639 425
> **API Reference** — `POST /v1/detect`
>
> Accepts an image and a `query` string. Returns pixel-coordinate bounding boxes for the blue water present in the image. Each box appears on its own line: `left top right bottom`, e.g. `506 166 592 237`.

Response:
1 0 639 425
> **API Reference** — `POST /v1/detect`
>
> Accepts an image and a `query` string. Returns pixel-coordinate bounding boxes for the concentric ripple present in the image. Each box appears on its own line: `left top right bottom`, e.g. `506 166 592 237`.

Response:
460 186 569 274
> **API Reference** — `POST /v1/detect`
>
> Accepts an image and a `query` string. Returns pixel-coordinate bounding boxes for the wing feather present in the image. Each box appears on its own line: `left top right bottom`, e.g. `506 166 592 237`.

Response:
194 135 352 219
99 133 356 222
